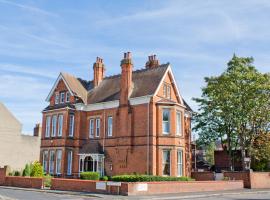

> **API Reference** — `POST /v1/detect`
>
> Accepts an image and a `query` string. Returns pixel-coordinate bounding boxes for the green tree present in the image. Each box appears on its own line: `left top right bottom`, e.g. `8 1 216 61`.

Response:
193 55 270 170
30 161 43 177
22 164 31 177
205 142 215 165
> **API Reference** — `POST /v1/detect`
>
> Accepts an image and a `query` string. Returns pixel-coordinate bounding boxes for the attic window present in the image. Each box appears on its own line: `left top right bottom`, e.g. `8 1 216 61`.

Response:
55 93 59 104
60 92 65 103
66 92 70 102
163 83 171 99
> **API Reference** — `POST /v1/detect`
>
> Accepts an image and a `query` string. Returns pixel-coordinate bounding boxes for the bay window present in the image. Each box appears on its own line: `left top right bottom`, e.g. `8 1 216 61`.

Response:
66 92 70 102
55 93 59 104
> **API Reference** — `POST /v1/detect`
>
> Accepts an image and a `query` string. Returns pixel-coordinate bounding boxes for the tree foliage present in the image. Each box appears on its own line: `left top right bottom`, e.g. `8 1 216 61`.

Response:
193 55 270 169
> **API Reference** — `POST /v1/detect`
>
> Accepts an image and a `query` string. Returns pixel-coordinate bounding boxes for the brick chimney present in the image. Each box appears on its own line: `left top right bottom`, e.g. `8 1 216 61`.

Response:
145 54 159 69
120 52 133 106
93 57 105 87
33 123 41 137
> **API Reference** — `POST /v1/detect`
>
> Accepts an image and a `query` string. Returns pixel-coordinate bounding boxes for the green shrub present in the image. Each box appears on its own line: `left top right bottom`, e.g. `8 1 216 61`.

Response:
22 164 31 177
30 161 43 177
43 174 52 188
80 172 100 180
13 170 21 176
100 176 108 181
111 175 194 182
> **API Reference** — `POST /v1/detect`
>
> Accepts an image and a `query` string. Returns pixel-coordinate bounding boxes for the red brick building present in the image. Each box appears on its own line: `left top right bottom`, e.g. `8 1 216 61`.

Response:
40 53 192 178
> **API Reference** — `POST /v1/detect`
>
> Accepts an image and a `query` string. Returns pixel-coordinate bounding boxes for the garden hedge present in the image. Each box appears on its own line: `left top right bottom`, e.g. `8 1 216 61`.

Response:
111 175 194 182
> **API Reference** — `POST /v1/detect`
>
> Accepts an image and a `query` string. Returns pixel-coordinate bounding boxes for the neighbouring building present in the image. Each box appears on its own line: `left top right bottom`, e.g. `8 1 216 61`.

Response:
0 102 41 170
40 53 192 178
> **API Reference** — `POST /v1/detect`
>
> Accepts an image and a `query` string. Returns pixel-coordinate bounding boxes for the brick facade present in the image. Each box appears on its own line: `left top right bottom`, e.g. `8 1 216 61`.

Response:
40 53 192 178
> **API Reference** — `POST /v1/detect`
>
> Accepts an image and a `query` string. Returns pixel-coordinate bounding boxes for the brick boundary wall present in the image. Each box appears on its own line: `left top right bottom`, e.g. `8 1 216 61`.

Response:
223 171 270 189
4 176 43 189
125 181 243 195
250 172 270 189
191 172 215 181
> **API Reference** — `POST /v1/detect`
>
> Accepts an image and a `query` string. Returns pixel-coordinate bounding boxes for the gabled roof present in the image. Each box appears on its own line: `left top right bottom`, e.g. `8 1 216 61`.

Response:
46 63 192 111
46 72 88 104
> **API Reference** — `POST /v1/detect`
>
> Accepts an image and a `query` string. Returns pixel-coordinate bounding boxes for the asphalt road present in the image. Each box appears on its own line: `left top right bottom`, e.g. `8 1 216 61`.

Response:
0 187 270 200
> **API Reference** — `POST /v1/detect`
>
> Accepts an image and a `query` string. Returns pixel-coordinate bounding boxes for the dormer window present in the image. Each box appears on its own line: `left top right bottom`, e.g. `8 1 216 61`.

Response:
66 92 70 102
60 92 65 104
55 93 59 104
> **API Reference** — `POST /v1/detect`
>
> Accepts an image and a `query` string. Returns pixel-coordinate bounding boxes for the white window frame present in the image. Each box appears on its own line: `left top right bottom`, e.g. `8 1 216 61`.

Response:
96 118 100 137
55 93 59 104
107 116 113 137
56 150 62 175
49 150 55 175
42 150 48 173
89 119 94 138
51 115 57 137
60 92 65 104
67 150 72 176
167 85 171 99
176 111 182 136
163 84 167 97
162 149 171 176
45 116 51 138
162 108 170 134
57 114 63 137
177 149 183 177
66 92 70 102
69 114 74 137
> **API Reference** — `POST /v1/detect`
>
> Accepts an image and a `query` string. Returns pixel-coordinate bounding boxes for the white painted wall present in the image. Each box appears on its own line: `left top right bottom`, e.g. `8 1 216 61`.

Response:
0 103 40 170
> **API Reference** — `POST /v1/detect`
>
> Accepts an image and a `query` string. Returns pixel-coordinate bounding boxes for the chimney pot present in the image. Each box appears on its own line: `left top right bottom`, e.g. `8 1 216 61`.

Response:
146 54 159 69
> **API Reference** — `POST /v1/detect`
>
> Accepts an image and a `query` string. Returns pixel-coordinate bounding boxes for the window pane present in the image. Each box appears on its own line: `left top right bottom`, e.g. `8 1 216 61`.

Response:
107 117 113 136
52 115 57 137
56 150 62 174
58 115 63 136
89 119 94 138
163 84 167 97
162 109 170 133
67 151 72 175
96 118 100 137
162 150 170 176
66 92 70 102
176 112 182 135
177 150 183 177
45 116 51 137
43 151 48 173
49 151 55 175
167 86 171 99
55 93 59 104
60 92 65 103
69 115 74 137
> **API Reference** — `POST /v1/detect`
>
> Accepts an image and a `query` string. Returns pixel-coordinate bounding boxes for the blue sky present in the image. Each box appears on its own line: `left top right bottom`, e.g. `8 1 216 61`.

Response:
0 0 269 134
